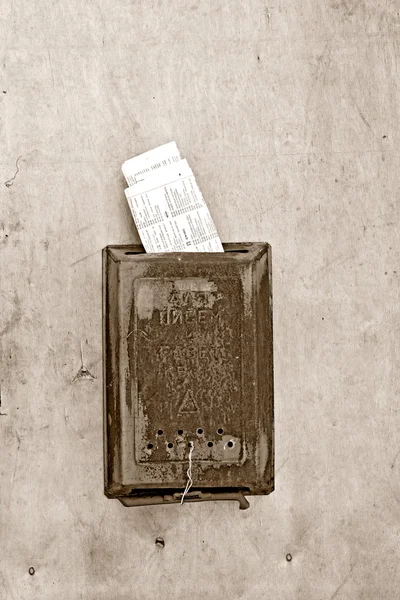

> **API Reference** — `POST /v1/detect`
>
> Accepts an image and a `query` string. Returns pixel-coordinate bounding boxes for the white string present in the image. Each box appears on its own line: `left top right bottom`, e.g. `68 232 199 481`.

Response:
180 441 194 505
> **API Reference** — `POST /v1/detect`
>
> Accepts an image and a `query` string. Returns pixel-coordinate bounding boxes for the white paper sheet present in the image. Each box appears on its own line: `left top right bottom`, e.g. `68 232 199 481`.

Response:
122 141 181 186
124 158 224 253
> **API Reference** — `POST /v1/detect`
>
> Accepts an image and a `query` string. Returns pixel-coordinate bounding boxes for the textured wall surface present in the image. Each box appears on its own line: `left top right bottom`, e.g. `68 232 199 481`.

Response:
1 1 400 598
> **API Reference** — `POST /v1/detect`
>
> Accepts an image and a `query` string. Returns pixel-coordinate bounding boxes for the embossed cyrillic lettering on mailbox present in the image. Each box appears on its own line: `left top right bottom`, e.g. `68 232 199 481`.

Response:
133 277 243 463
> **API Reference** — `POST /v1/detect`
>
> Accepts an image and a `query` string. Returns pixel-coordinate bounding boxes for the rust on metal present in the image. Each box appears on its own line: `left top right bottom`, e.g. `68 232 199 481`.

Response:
103 243 274 509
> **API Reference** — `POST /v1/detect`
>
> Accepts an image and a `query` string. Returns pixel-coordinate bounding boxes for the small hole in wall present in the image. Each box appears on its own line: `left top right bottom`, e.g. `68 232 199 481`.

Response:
177 429 183 435
208 441 213 447
29 567 35 576
217 428 224 434
227 440 234 448
197 428 204 435
157 429 163 436
147 443 153 450
167 442 173 449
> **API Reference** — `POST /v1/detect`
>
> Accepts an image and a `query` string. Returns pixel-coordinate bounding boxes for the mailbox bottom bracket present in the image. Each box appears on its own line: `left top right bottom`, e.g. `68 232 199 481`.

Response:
118 488 253 510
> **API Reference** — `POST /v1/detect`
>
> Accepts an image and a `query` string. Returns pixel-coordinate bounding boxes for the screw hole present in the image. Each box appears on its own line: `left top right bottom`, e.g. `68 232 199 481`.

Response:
155 537 165 548
227 440 234 448
29 567 35 576
208 441 213 447
167 442 173 449
286 553 292 562
147 443 153 450
197 428 204 435
177 429 183 435
217 428 224 434
157 429 163 436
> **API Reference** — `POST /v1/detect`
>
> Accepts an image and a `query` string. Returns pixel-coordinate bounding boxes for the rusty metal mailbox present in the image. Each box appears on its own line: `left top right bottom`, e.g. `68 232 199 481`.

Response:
103 243 273 510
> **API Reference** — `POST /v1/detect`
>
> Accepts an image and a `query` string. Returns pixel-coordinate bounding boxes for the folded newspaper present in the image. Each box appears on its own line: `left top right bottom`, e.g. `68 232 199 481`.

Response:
122 142 224 253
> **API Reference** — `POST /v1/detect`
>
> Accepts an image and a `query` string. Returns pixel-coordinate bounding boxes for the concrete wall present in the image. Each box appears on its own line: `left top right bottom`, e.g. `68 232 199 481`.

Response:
1 1 399 598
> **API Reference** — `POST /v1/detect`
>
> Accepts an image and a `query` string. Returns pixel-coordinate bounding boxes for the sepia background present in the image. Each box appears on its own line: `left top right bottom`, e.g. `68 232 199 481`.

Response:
1 1 399 598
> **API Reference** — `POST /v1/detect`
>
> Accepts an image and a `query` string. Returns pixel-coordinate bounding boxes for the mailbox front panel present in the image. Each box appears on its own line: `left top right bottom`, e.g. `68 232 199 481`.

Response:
103 243 273 504
133 276 243 465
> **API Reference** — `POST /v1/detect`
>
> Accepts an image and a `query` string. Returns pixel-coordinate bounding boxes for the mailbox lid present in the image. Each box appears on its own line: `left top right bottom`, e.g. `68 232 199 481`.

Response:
103 243 273 497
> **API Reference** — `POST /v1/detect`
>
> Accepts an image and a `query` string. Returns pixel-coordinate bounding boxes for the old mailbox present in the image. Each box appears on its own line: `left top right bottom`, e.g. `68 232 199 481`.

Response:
103 243 273 510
